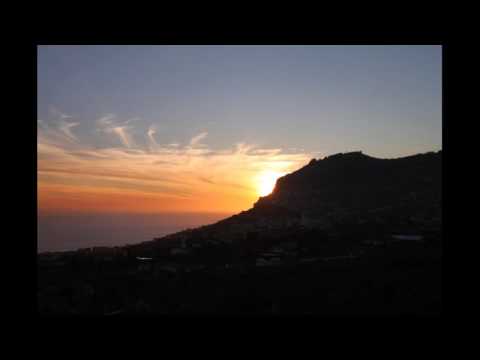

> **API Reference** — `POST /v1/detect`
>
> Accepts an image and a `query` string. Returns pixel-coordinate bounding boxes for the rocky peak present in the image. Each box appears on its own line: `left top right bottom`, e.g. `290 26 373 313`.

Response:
254 150 442 217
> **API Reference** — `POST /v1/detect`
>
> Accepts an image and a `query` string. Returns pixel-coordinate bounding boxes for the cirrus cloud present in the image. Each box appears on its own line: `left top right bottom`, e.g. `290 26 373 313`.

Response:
96 114 135 148
38 112 314 214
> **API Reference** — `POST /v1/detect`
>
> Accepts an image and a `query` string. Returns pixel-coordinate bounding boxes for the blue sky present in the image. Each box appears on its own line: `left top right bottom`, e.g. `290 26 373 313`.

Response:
38 45 442 158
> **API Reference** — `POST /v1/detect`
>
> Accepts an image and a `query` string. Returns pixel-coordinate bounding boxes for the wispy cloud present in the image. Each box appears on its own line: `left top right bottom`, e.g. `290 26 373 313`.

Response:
38 113 313 213
58 120 80 142
97 114 116 127
189 132 208 147
147 124 159 151
112 126 133 148
96 114 135 148
41 107 81 143
49 106 73 120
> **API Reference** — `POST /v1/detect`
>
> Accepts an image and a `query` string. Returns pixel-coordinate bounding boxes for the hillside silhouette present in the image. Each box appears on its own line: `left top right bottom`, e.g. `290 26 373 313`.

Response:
156 150 442 247
257 150 441 214
38 150 442 316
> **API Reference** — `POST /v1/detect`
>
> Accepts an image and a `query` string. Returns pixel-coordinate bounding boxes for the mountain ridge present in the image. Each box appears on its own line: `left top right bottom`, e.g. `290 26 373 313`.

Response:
255 150 441 213
142 149 441 253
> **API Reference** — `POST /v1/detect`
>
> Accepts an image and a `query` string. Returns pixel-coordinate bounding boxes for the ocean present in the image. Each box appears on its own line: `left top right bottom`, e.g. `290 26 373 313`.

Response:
37 212 231 253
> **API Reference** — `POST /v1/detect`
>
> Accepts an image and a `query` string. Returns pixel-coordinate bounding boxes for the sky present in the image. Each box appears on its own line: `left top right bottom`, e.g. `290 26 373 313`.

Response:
37 45 442 221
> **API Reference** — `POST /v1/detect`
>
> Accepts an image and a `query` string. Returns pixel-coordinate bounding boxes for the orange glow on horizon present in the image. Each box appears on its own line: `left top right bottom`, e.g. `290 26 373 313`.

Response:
37 123 312 215
38 182 257 215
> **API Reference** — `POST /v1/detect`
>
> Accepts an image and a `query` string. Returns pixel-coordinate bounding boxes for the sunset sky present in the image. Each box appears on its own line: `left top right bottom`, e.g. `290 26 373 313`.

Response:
38 45 442 217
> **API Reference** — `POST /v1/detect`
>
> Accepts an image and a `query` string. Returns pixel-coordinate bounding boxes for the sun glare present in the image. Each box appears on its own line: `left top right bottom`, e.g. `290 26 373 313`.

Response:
258 171 282 197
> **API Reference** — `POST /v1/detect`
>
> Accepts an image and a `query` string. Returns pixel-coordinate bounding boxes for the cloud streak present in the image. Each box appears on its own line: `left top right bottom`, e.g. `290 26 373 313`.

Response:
58 120 80 142
189 132 208 147
96 114 135 148
38 113 313 214
147 125 159 151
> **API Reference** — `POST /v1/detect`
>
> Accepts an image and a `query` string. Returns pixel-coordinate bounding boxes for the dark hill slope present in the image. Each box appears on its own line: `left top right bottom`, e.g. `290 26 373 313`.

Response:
254 151 442 218
129 150 441 254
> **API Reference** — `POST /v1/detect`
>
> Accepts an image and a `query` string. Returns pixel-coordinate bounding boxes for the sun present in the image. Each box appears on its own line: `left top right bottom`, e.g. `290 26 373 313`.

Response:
257 171 283 197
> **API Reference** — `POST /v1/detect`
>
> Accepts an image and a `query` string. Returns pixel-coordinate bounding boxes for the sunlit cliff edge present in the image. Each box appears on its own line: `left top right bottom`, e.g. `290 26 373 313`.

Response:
121 150 442 254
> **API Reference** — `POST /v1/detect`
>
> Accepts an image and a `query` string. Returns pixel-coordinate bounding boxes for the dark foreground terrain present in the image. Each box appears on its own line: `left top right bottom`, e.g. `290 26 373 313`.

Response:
38 234 441 316
38 151 442 316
